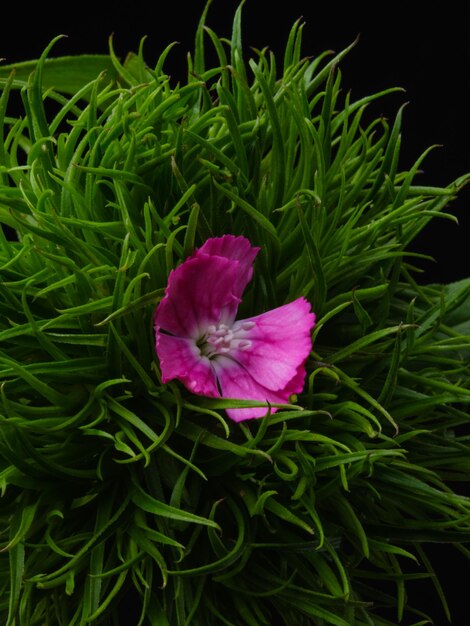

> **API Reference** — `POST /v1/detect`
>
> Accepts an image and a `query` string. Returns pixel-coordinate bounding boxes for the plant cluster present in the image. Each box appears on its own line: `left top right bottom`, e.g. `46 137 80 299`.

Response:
0 4 469 625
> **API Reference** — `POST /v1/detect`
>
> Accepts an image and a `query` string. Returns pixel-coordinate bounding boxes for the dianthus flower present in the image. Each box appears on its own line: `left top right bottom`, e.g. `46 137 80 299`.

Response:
154 235 315 422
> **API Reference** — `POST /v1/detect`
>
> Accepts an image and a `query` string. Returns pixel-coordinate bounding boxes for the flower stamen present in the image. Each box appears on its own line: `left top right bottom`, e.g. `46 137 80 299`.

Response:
200 321 255 358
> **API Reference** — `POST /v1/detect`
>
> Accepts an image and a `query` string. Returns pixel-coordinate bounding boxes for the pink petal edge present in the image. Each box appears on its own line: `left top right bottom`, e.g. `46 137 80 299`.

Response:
154 253 242 338
196 235 260 301
231 297 315 392
212 356 301 422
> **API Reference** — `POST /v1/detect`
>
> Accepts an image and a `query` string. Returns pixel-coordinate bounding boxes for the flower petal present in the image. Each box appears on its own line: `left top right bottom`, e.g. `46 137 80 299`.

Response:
156 333 220 397
197 235 260 300
231 297 315 391
155 253 242 338
212 356 295 422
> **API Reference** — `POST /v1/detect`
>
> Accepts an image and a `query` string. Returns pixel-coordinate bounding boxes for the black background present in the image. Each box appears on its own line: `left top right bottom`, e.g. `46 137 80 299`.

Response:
2 1 469 623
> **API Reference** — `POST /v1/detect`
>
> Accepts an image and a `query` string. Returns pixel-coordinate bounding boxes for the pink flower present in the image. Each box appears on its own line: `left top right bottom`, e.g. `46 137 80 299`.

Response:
154 235 315 422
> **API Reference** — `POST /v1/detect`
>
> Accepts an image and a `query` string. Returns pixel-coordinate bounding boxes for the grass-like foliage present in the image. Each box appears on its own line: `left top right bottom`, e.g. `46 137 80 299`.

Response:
1 4 470 625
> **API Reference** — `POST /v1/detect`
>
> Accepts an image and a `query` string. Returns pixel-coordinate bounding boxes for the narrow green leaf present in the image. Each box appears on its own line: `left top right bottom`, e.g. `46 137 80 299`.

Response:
131 484 219 529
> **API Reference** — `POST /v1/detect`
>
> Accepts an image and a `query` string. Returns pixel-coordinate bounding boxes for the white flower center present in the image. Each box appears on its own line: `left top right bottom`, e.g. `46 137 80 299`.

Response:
199 320 255 358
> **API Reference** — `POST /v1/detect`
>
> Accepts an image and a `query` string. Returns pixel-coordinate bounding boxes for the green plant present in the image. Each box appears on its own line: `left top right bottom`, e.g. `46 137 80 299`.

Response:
1 4 469 625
